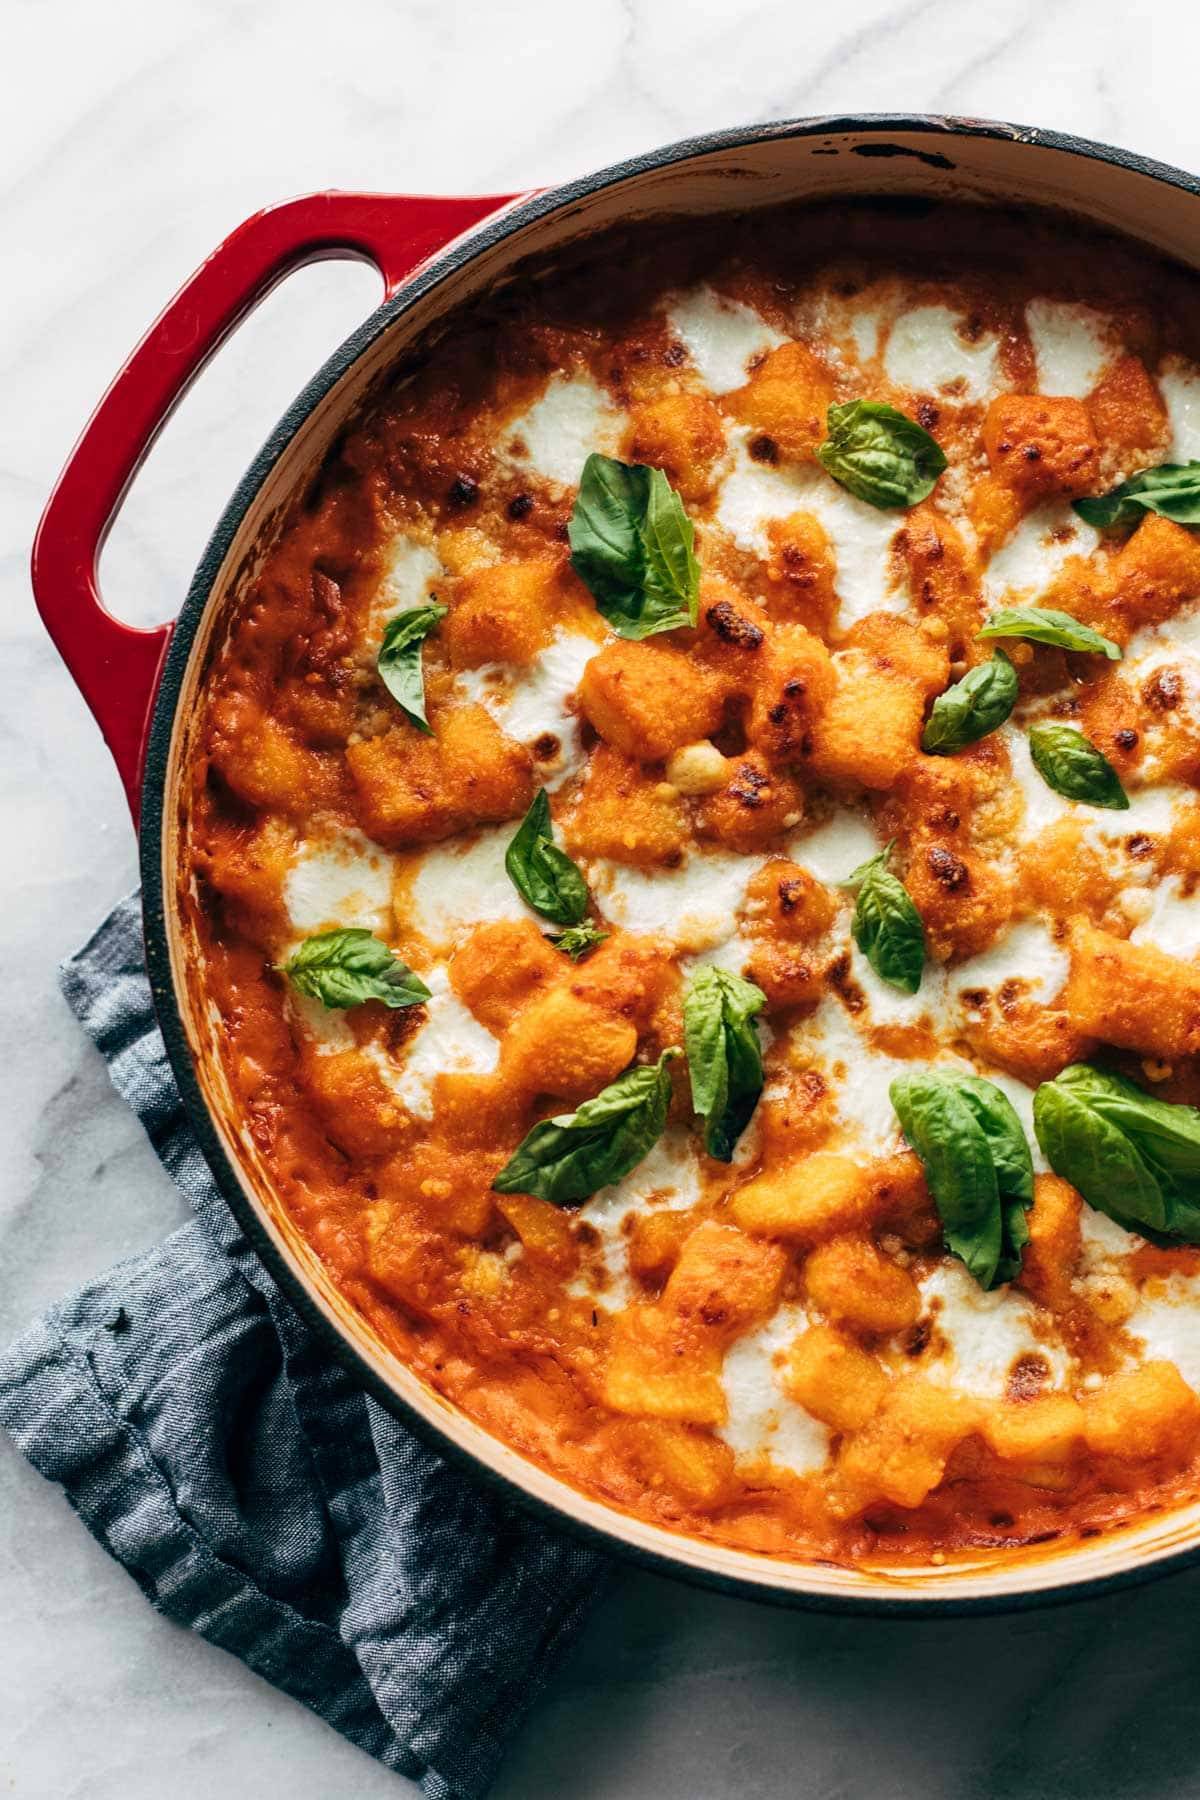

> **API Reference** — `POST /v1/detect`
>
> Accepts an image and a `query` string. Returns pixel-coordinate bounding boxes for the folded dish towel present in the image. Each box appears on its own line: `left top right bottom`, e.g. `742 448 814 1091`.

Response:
0 895 607 1798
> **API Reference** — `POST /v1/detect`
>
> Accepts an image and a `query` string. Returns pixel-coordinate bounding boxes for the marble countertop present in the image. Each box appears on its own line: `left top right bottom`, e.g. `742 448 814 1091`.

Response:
8 1 1200 1793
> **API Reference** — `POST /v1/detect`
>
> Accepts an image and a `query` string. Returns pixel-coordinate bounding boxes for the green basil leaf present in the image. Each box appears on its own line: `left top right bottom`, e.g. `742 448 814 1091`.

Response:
843 841 926 995
492 1050 679 1206
683 965 767 1163
922 650 1019 755
1034 1062 1200 1243
976 606 1121 660
281 928 431 1011
546 923 609 962
1033 1068 1169 1238
377 603 449 732
890 1072 1003 1288
1074 462 1200 530
505 790 590 926
890 1070 1034 1289
816 400 947 510
568 454 699 639
1027 722 1129 810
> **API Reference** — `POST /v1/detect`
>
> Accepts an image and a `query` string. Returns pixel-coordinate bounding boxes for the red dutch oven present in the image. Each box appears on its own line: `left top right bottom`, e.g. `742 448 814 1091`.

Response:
33 115 1200 1614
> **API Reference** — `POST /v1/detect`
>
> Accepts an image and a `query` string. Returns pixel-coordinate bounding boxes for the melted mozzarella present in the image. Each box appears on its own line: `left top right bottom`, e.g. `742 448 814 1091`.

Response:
883 304 1001 402
920 1261 1071 1397
574 1128 702 1304
789 998 960 1154
947 918 1070 1012
284 832 393 937
1079 1203 1141 1267
719 1304 832 1476
1130 874 1200 960
376 536 441 624
982 504 1099 604
454 629 597 790
665 285 786 393
787 807 880 885
715 432 904 629
372 966 499 1122
500 375 623 488
1127 1274 1200 1391
589 848 757 953
405 826 531 950
1025 299 1115 398
1159 357 1200 460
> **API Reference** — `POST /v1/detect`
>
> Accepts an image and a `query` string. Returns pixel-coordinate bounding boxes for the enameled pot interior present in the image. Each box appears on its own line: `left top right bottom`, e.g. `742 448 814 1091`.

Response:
148 120 1200 1609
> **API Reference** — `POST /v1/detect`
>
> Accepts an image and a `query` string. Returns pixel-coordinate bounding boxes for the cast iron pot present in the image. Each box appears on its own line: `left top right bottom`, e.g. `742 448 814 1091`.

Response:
34 114 1200 1615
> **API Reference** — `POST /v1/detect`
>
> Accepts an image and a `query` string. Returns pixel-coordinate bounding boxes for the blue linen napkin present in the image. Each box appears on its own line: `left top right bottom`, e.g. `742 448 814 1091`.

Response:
0 894 608 1797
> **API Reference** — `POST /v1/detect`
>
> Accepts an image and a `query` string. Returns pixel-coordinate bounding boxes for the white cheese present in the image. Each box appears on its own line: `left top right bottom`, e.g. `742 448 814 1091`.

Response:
919 1261 1071 1397
1127 1274 1200 1391
847 936 950 1031
287 991 353 1053
404 825 532 950
883 304 1001 402
982 503 1099 604
1130 873 1200 960
718 1304 831 1476
665 285 786 393
454 628 597 790
947 918 1070 1012
500 374 623 489
715 432 904 630
1079 1203 1142 1268
788 997 961 1155
371 966 499 1122
786 807 880 885
375 536 441 625
1026 299 1116 399
284 831 393 938
1159 357 1200 461
574 1128 702 1304
589 847 757 953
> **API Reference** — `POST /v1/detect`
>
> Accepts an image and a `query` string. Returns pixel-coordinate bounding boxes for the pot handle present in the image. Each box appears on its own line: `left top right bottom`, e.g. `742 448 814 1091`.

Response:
31 189 518 821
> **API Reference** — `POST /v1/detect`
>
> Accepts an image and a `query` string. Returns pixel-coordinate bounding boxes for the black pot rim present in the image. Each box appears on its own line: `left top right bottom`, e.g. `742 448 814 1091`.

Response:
140 110 1200 1619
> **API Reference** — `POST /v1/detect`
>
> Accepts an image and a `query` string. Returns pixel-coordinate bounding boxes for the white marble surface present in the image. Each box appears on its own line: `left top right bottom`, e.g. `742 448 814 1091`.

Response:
9 1 1200 1794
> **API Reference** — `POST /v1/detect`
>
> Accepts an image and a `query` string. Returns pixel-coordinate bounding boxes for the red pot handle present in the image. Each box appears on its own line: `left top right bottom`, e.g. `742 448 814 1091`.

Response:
31 189 519 822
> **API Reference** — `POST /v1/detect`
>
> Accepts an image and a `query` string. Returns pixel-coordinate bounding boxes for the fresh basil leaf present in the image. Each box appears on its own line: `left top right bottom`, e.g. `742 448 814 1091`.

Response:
377 603 448 732
890 1070 1034 1289
816 400 947 511
976 606 1121 660
922 650 1019 755
1034 1062 1200 1243
1033 1068 1169 1238
683 966 767 1163
492 1050 679 1206
842 841 926 995
505 790 590 926
1074 462 1200 530
1027 722 1129 810
568 454 699 639
281 929 431 1011
547 923 609 962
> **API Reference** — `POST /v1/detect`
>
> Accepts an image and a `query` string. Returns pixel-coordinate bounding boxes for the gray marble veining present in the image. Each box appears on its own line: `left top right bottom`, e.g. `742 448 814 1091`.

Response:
6 2 1200 1793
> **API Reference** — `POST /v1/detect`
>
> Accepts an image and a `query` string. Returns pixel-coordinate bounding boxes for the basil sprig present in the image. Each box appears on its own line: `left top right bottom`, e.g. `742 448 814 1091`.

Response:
977 606 1121 661
505 791 590 926
547 923 609 962
842 842 926 995
1028 722 1129 810
1034 1063 1200 1243
683 966 767 1162
816 400 947 510
922 651 1018 755
377 603 449 732
1075 461 1200 530
891 1071 1035 1289
281 929 431 1011
568 454 699 639
493 1050 679 1206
